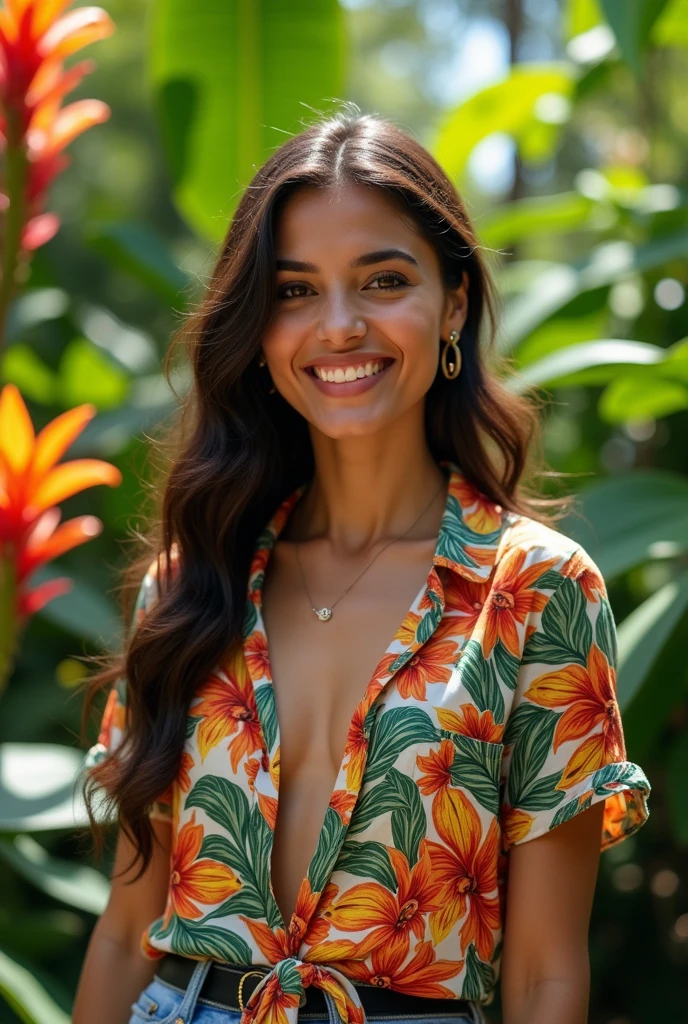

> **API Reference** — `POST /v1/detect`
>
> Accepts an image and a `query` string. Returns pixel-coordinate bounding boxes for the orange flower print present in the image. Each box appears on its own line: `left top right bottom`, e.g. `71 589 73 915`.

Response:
561 549 606 603
336 939 463 999
395 639 456 700
96 686 125 747
477 548 559 657
324 844 443 960
416 739 454 795
241 970 300 1024
499 802 535 849
192 659 263 771
437 705 502 743
443 575 489 633
162 812 240 928
244 757 278 830
330 789 357 826
245 630 271 680
523 643 625 790
450 475 502 535
343 705 368 791
178 751 194 792
242 916 291 962
426 787 500 959
394 609 422 644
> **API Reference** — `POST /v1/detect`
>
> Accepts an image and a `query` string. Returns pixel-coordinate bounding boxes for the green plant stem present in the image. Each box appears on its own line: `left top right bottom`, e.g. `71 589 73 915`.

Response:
0 107 29 350
0 552 19 695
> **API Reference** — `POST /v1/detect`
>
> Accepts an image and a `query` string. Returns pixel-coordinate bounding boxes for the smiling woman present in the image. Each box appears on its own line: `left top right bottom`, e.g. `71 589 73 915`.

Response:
75 105 650 1024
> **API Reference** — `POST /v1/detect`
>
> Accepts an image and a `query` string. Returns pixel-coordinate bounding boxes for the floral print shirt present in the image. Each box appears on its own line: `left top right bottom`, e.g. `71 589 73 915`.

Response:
84 460 651 1024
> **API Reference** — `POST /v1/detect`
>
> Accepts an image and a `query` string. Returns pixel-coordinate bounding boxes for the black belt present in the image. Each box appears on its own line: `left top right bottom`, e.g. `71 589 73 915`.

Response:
155 952 475 1018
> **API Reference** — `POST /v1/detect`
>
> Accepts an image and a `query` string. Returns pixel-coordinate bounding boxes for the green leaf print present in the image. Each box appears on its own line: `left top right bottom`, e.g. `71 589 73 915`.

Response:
200 834 251 878
241 596 258 639
522 577 592 667
551 793 593 830
416 605 442 645
187 776 250 844
595 595 617 668
185 715 202 739
308 807 347 894
504 704 558 809
248 804 281 928
491 639 520 693
532 568 564 590
255 684 278 751
453 640 505 722
173 918 252 965
201 884 266 922
275 958 303 996
364 707 438 783
387 767 426 866
348 780 404 836
462 942 495 1000
436 495 502 568
448 734 503 815
517 770 566 812
336 841 398 891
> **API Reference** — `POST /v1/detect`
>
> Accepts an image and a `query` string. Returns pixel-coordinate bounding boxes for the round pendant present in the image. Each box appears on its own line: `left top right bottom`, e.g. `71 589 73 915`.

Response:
315 607 332 621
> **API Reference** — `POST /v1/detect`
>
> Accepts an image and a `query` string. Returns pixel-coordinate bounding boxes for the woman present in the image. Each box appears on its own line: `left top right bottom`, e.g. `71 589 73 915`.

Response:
74 107 651 1024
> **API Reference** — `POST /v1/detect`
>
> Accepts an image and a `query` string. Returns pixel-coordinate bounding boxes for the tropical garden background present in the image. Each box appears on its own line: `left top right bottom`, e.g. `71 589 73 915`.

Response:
0 0 686 1020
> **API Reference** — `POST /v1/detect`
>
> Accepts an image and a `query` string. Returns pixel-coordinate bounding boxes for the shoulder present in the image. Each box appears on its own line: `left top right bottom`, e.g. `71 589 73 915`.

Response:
495 512 607 599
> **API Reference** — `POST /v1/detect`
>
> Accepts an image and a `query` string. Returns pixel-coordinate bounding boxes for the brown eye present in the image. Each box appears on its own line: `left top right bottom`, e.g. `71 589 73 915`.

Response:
277 282 312 300
367 272 407 290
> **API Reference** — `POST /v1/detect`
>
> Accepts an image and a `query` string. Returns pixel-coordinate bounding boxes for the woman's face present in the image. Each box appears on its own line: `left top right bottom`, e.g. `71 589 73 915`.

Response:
260 182 468 439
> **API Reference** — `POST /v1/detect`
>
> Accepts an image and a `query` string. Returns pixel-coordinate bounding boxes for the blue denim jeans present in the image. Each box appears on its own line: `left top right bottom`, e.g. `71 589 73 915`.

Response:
127 957 489 1024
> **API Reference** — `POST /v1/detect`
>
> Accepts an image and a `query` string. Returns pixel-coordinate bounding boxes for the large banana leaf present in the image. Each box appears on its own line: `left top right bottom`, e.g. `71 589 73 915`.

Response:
0 948 70 1024
599 0 670 75
0 836 109 915
149 0 346 242
0 745 89 832
559 470 688 579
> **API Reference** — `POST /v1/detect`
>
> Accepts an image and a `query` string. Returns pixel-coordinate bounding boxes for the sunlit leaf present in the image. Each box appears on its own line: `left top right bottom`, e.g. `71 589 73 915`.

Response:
34 568 120 645
559 470 688 579
479 191 596 250
432 65 575 182
0 948 70 1024
1 346 57 404
508 339 664 392
0 836 108 915
150 0 346 241
652 0 688 45
600 374 688 422
58 339 130 411
0 744 88 833
617 571 688 710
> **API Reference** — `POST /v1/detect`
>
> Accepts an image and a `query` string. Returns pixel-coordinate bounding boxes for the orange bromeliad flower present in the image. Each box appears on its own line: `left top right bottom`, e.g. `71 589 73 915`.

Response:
560 549 606 603
162 811 240 928
0 0 114 254
476 548 559 657
336 938 463 999
416 739 454 795
0 384 120 617
192 656 263 771
426 786 500 960
324 843 443 960
443 574 489 633
523 642 625 790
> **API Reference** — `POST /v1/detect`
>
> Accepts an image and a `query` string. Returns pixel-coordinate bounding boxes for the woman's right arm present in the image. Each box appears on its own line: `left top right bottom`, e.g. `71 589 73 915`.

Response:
72 818 172 1024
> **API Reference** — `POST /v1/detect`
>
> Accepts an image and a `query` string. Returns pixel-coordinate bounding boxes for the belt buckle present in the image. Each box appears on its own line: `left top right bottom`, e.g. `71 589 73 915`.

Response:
237 970 268 1012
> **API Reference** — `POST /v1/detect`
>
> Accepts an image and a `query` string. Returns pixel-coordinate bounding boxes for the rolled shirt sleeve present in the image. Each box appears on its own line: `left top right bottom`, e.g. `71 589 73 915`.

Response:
499 545 651 852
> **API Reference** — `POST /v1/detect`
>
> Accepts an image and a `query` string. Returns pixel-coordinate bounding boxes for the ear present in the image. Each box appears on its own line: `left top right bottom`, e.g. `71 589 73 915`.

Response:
441 270 469 337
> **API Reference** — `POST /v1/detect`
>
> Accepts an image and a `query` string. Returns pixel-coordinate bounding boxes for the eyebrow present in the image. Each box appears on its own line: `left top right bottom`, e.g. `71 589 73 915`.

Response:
275 248 419 273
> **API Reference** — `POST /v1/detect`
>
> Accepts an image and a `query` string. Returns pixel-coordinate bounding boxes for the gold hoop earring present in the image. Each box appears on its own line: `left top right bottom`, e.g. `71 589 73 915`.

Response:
441 329 462 379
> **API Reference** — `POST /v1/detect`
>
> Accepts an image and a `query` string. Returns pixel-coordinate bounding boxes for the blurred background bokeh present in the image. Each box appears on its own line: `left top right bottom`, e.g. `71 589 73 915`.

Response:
0 0 686 1020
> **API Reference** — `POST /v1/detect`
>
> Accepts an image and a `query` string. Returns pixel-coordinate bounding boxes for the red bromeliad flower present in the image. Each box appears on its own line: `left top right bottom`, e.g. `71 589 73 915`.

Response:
0 0 114 253
0 382 121 619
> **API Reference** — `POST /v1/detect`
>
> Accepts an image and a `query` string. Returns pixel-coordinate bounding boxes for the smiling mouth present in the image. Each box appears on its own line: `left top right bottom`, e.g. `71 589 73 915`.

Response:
306 357 394 383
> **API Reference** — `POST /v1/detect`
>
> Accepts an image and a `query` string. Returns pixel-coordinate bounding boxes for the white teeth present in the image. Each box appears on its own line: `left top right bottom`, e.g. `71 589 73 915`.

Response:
312 360 388 383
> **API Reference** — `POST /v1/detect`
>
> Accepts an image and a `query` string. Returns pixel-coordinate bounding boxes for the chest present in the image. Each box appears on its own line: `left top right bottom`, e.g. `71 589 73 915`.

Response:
260 539 442 776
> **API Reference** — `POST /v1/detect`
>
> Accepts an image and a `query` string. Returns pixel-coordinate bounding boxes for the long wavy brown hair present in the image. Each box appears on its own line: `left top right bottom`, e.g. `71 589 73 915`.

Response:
81 104 567 879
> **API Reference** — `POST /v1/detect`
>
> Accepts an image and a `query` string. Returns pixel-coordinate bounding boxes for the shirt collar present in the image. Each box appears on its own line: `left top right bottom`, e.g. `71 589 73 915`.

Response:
249 459 504 587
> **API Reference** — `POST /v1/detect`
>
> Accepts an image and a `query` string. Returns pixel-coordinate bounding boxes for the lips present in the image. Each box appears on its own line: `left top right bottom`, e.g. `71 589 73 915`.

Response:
305 357 395 396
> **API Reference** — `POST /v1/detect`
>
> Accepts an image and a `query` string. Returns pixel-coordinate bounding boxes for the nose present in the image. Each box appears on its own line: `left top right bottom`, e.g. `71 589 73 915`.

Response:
315 287 367 346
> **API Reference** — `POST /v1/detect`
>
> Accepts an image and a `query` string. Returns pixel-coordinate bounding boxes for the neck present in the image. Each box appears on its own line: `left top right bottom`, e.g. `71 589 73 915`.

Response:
283 407 449 556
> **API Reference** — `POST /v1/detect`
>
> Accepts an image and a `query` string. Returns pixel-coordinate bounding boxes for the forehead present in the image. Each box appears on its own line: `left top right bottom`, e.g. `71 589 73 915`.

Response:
273 182 431 259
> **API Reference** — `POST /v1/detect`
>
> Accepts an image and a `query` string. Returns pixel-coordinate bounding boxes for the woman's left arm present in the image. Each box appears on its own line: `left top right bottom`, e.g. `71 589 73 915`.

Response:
500 799 605 1024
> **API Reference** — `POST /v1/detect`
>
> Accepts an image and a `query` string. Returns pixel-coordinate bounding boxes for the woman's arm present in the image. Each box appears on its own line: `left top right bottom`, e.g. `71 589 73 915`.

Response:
500 800 605 1024
72 818 172 1024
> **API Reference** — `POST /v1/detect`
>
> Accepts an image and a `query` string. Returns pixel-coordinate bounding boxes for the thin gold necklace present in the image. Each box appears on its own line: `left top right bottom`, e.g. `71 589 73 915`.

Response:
293 477 446 622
